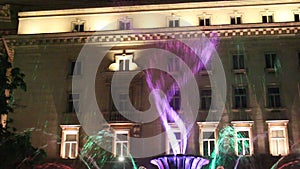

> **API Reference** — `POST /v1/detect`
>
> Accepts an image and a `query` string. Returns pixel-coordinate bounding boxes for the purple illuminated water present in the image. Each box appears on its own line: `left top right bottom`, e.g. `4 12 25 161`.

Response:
146 37 218 168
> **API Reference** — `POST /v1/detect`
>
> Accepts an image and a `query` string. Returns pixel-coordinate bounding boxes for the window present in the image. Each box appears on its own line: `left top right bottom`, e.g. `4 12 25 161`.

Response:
166 126 183 154
262 15 273 23
199 18 210 26
169 19 179 27
68 93 79 113
119 59 130 71
202 131 216 156
72 19 85 32
230 16 242 24
265 53 277 69
168 57 180 72
233 54 245 70
108 52 138 71
267 87 281 108
119 21 131 30
73 24 84 32
114 130 129 157
69 61 81 76
267 120 289 156
118 93 130 111
200 89 211 110
295 14 300 22
233 87 247 109
60 125 80 159
232 122 253 156
236 130 250 155
198 122 218 157
170 90 180 111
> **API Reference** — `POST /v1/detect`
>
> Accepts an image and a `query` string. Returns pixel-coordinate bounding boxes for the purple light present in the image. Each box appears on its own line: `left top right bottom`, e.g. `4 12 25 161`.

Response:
150 155 209 169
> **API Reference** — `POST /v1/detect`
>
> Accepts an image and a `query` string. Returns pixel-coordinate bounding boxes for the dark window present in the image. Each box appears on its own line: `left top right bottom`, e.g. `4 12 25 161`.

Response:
69 61 81 76
265 53 277 69
203 131 215 156
200 90 212 110
68 93 79 113
169 19 179 27
199 18 210 26
267 87 281 108
231 16 241 24
298 53 300 67
73 24 84 32
295 14 300 22
119 59 130 71
170 90 180 111
262 15 273 23
234 87 247 109
233 54 245 69
120 21 131 30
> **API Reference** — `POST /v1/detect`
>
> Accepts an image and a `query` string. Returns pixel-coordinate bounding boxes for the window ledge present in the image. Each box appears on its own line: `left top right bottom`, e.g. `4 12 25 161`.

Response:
232 68 247 74
199 70 212 76
265 68 275 73
231 108 252 112
265 107 286 111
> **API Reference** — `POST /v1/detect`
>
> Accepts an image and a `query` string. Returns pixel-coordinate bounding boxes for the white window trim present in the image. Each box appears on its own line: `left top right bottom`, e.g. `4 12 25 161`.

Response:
71 18 85 32
119 16 132 30
108 52 138 71
198 12 212 26
167 13 180 27
166 123 184 154
113 129 130 157
260 9 275 23
232 121 254 156
229 10 243 24
266 120 289 156
60 125 80 159
198 122 218 156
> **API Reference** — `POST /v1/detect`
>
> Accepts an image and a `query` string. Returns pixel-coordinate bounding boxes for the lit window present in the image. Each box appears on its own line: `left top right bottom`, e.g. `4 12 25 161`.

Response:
60 125 80 159
198 122 218 157
267 87 281 108
108 52 138 71
230 16 242 24
232 122 253 156
69 60 81 76
168 57 180 72
114 130 129 157
202 131 216 156
295 14 300 22
68 93 79 113
233 87 247 109
199 18 210 26
265 53 277 69
267 120 289 156
170 90 180 111
166 126 183 154
262 15 273 23
200 89 211 110
233 54 245 70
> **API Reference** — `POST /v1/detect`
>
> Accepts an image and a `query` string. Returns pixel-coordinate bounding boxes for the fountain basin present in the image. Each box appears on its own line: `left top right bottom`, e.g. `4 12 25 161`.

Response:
150 154 209 169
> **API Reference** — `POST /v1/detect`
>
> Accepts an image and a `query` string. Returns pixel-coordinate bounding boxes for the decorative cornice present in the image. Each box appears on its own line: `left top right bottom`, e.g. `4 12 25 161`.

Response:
4 22 300 47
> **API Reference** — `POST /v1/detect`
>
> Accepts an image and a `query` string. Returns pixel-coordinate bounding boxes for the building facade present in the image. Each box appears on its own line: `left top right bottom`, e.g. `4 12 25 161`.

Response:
2 0 300 168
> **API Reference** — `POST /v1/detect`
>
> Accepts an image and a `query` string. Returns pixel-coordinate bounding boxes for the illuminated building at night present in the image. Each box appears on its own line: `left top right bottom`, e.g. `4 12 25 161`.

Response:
1 0 300 168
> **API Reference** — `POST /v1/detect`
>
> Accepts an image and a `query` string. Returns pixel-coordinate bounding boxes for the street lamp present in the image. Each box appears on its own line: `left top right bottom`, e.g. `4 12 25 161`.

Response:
118 156 125 169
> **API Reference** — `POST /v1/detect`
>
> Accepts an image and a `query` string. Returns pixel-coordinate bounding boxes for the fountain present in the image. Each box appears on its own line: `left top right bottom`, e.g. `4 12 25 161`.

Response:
145 36 219 169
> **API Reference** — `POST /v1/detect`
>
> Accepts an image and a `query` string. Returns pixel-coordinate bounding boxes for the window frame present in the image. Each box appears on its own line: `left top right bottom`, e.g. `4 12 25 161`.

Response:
67 93 79 113
113 130 130 157
266 120 289 156
267 86 281 108
261 10 274 23
232 122 254 156
265 52 277 70
167 14 180 28
166 125 184 154
232 54 245 70
200 89 212 110
198 122 218 157
69 60 82 76
233 86 248 109
230 16 242 24
72 19 85 32
60 125 80 159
